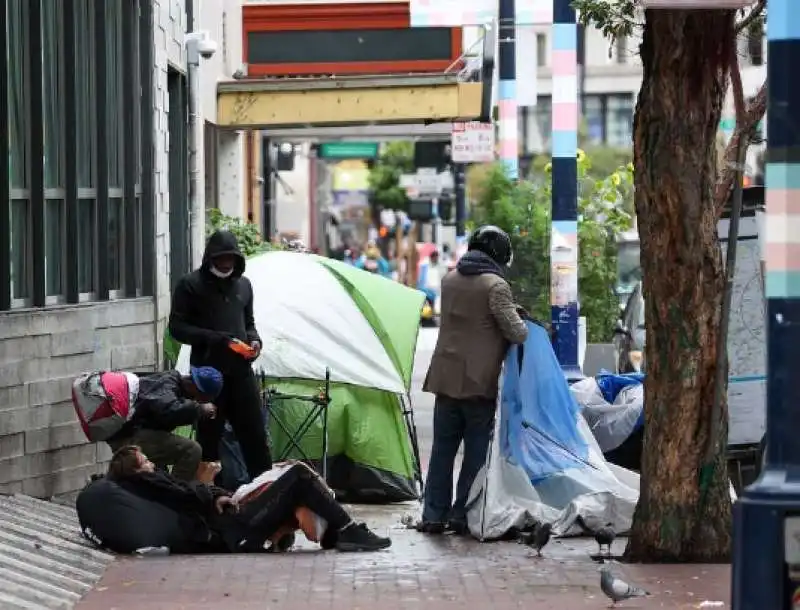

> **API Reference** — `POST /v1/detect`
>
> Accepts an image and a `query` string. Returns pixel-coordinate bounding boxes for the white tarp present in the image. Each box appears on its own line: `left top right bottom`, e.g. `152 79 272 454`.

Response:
465 324 640 541
176 252 405 393
467 411 640 540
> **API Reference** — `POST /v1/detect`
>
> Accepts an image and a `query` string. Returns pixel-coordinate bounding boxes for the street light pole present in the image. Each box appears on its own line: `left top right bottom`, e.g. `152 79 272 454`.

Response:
550 0 581 378
732 1 800 608
498 0 518 180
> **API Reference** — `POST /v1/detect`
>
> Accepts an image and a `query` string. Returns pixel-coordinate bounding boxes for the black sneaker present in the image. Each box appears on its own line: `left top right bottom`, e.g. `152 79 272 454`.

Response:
447 520 468 536
415 520 446 534
335 523 392 552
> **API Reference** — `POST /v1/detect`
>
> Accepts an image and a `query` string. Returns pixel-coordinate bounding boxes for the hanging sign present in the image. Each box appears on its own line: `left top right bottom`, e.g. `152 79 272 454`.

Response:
451 122 495 163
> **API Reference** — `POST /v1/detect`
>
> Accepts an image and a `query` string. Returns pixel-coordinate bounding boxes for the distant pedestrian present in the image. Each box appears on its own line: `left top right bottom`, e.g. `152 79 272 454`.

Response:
169 230 272 486
419 225 529 535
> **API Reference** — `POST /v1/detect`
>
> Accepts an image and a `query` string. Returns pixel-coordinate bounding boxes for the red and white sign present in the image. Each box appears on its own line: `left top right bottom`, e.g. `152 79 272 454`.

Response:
451 122 495 163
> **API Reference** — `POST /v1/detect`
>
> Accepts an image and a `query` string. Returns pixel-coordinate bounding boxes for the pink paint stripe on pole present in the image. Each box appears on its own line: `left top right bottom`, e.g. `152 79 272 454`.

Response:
551 50 577 75
765 243 800 271
498 98 517 114
766 189 800 215
552 102 579 131
497 140 517 159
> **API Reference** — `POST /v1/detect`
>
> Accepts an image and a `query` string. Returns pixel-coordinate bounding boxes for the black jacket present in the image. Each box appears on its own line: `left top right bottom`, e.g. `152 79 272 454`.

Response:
107 371 202 443
114 471 231 551
168 230 261 376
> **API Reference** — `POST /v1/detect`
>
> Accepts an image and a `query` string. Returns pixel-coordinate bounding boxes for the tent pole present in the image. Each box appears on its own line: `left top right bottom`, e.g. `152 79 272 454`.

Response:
403 392 424 492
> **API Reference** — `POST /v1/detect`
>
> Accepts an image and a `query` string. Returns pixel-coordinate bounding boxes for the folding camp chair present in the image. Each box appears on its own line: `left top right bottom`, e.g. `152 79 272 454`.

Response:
261 368 332 481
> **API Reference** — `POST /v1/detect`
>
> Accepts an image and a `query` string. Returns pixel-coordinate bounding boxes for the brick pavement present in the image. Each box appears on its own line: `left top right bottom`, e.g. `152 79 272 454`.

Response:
78 504 730 610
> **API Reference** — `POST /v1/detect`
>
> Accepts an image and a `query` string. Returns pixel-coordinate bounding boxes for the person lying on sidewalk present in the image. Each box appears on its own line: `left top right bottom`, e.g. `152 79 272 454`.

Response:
106 445 392 553
106 367 223 482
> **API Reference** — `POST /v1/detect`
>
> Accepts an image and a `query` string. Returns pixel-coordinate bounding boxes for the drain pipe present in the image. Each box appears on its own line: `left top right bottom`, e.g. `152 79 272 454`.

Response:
185 31 217 265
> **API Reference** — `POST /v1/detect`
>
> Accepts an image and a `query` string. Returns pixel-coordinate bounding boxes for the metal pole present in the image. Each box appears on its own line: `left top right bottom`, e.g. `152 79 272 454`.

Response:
498 0 518 180
186 43 203 267
550 0 581 378
455 164 467 237
732 2 800 608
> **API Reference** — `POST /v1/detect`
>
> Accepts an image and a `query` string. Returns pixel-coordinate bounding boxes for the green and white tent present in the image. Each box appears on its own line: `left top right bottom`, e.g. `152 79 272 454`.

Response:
175 250 425 502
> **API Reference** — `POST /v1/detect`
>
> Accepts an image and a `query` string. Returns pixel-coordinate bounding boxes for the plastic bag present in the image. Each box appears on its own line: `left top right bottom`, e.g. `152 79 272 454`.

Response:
571 379 644 453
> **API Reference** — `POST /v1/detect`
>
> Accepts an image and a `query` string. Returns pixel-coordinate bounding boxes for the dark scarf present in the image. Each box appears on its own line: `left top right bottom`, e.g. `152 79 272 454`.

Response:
456 250 506 278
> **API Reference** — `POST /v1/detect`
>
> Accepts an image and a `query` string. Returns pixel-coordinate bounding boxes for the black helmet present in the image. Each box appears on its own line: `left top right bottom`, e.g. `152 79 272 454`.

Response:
468 225 512 266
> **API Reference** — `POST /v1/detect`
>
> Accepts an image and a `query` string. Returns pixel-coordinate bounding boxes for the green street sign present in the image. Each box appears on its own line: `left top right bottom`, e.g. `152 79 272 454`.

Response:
319 142 379 160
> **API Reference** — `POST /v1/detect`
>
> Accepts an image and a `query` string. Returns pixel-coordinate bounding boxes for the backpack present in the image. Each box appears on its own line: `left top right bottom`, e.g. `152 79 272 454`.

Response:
71 371 141 442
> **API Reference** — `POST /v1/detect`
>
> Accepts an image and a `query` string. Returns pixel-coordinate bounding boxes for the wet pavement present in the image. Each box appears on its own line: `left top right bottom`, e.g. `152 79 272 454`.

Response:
77 329 732 609
77 517 730 609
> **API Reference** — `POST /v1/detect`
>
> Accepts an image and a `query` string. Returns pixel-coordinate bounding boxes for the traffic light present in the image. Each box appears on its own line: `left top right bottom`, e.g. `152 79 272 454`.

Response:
414 141 451 172
407 199 435 222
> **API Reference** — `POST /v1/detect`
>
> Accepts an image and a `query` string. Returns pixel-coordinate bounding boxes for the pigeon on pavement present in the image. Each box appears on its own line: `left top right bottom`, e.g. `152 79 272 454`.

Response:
519 521 552 557
599 566 650 606
595 523 617 557
575 516 616 557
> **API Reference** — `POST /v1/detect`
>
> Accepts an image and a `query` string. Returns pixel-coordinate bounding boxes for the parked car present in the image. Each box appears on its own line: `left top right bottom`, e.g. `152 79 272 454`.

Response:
613 282 646 373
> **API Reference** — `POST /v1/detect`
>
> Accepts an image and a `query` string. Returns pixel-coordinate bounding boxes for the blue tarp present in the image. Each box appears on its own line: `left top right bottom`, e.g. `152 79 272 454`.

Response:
595 370 645 431
500 322 590 484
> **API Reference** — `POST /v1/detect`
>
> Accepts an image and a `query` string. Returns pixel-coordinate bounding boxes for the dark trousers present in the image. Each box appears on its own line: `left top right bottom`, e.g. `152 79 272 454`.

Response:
211 464 351 551
422 394 495 525
196 369 272 480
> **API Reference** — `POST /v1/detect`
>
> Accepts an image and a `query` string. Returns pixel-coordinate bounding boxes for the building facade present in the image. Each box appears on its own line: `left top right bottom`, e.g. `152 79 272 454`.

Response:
526 24 767 170
0 0 241 497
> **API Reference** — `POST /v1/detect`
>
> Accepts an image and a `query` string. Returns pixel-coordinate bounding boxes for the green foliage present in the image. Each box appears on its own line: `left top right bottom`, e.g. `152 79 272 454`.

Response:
572 0 637 40
206 208 279 257
470 150 634 342
368 141 415 211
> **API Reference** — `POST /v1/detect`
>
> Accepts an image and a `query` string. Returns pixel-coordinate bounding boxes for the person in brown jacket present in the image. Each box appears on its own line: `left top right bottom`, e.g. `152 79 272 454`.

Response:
419 225 529 535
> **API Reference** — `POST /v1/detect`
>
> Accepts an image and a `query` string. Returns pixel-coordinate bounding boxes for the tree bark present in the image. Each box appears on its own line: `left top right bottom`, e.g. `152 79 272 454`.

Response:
625 9 735 563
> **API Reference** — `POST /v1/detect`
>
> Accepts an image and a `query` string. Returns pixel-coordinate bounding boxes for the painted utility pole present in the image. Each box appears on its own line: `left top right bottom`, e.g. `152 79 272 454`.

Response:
549 0 580 377
497 0 518 179
732 1 800 607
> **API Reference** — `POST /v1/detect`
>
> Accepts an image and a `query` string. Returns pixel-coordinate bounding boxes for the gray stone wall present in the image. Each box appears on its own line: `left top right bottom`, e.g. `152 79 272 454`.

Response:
0 300 159 497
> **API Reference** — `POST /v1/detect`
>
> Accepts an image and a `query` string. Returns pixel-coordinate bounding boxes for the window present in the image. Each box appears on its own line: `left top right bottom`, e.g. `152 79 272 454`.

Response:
8 0 31 303
105 0 125 292
42 0 66 299
10 200 31 301
584 95 604 145
204 122 219 210
75 0 97 295
615 35 628 64
2 0 155 310
747 29 764 66
536 33 547 67
535 95 552 148
606 95 634 147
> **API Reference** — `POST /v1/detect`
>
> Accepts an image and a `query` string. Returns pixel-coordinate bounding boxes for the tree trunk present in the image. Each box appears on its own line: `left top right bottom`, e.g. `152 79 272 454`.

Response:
625 10 735 563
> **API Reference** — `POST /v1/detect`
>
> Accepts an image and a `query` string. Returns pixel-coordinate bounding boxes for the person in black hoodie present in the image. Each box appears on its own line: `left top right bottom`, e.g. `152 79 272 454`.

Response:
169 230 272 483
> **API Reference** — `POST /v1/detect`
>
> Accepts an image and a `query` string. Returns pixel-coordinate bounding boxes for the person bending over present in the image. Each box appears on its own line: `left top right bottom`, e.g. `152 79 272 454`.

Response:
106 366 223 481
107 445 392 553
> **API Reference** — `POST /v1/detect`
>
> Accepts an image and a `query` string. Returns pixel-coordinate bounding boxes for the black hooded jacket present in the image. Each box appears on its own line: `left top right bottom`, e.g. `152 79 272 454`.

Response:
168 230 261 376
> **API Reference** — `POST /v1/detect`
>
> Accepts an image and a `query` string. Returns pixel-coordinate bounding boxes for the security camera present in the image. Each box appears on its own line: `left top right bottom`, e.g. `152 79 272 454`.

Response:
186 31 217 63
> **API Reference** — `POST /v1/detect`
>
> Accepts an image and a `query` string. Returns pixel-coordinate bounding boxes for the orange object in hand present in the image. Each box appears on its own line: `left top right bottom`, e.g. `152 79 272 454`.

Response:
229 338 256 358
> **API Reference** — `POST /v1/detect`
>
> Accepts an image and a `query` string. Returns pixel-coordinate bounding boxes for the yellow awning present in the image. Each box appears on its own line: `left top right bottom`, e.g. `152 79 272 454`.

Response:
217 74 484 128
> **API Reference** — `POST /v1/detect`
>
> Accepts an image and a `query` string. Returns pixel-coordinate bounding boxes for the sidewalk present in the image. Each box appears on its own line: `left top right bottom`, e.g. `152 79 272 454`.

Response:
78 504 730 610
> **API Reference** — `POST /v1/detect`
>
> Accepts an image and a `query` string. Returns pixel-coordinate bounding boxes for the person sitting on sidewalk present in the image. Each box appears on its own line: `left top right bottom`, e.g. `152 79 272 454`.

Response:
106 367 223 481
106 445 392 553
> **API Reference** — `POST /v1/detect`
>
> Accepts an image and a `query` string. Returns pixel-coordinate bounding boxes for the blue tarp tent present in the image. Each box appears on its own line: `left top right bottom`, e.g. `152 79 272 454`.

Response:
467 323 639 540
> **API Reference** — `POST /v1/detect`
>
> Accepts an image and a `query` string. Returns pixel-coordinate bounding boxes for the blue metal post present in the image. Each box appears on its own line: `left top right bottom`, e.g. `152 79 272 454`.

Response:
550 0 580 378
731 2 800 608
498 0 518 179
